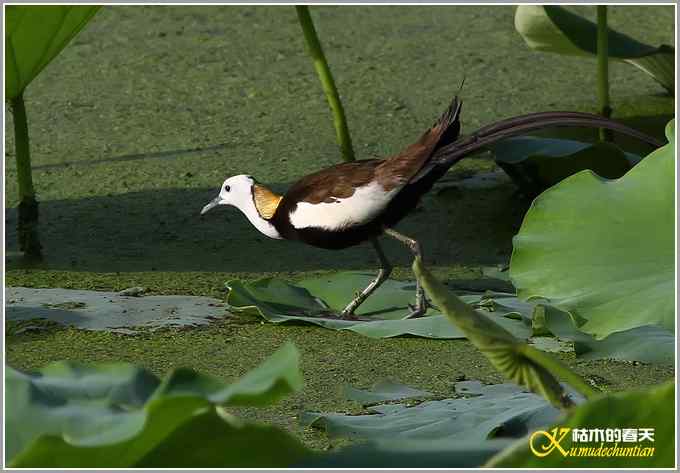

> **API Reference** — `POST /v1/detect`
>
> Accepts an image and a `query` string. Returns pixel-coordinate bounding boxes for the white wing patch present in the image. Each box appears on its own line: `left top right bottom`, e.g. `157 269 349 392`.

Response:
289 182 400 231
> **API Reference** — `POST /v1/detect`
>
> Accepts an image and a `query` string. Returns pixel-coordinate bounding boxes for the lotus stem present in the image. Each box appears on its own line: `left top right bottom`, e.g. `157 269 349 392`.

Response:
10 93 42 257
295 5 355 162
596 6 612 141
520 345 599 402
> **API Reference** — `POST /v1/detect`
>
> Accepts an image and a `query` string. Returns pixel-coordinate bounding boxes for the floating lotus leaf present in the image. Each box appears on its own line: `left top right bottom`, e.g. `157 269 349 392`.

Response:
6 287 228 334
303 380 576 443
226 272 530 340
297 438 512 468
541 308 674 365
344 380 434 405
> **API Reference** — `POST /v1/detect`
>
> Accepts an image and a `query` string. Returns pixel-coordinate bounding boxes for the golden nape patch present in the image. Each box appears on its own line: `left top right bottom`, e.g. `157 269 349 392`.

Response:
253 185 283 219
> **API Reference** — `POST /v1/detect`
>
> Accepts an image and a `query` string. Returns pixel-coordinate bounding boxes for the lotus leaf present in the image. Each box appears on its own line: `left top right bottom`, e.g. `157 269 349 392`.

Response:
6 343 308 467
511 120 675 339
6 287 228 334
515 5 674 92
302 380 577 443
493 137 640 198
297 438 512 468
226 272 530 340
6 6 100 98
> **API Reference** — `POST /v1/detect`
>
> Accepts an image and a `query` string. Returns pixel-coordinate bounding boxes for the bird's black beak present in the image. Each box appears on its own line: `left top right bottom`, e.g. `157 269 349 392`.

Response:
200 196 222 215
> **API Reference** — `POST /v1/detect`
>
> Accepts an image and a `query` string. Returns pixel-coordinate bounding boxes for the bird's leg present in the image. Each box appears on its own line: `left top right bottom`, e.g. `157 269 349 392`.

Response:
383 228 429 319
340 238 392 319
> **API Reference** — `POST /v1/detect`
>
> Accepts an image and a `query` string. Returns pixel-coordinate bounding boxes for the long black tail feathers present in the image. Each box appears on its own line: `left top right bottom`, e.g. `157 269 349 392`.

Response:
409 108 662 185
432 90 464 153
433 111 663 169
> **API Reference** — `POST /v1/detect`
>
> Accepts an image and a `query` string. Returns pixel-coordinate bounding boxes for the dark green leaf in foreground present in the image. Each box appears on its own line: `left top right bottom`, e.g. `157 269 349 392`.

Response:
487 381 675 467
152 339 302 407
515 5 675 92
226 272 530 340
493 137 640 198
136 411 312 468
6 6 100 99
413 258 597 408
511 120 675 339
7 343 309 467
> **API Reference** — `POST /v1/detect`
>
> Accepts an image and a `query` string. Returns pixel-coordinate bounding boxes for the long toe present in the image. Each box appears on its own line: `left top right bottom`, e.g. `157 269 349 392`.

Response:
339 308 360 320
403 303 428 319
424 296 437 310
313 309 343 320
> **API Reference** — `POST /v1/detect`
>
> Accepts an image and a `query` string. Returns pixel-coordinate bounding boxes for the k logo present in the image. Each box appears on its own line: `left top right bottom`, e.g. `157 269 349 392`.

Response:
530 427 571 457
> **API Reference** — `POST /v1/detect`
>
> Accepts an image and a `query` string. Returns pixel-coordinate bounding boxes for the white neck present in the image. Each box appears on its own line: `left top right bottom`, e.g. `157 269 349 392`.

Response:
234 197 283 240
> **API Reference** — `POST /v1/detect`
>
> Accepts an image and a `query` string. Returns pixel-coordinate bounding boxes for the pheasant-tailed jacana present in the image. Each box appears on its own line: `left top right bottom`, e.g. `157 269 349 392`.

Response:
201 93 661 319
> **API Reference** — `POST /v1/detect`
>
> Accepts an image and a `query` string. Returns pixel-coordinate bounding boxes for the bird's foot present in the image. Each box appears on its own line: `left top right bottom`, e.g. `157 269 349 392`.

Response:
338 308 364 321
304 311 358 321
403 297 433 319
304 308 357 320
403 304 427 319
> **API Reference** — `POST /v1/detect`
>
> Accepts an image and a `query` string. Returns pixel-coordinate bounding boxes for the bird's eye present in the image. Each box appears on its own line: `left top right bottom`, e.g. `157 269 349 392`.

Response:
224 185 231 192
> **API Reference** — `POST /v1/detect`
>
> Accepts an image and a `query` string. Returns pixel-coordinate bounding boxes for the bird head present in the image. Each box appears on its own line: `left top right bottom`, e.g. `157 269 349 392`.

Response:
201 174 255 215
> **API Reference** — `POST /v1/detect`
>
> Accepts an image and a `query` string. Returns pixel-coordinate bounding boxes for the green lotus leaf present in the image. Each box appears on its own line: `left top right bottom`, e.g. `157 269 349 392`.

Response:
344 380 433 405
487 381 675 467
131 412 312 468
6 287 229 334
6 5 100 99
151 341 302 407
297 438 512 468
12 406 311 468
225 272 530 340
515 5 674 92
490 297 674 364
510 120 675 339
413 258 596 408
303 380 569 443
493 137 640 198
541 309 674 365
6 342 308 467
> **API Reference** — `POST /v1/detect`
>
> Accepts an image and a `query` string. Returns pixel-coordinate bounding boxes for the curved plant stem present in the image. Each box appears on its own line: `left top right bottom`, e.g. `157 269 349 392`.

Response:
295 5 355 162
596 6 612 141
520 345 599 401
11 93 42 257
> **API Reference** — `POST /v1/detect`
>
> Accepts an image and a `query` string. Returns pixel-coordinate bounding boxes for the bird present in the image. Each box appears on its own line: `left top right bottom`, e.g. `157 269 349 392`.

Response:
201 91 662 320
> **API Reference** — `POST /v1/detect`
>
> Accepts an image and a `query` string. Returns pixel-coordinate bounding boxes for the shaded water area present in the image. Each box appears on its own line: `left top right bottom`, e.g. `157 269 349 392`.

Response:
5 6 675 450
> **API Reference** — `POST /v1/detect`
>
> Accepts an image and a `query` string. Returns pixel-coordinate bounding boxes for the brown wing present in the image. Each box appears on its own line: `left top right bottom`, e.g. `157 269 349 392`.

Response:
283 160 381 205
281 97 462 206
376 96 462 189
